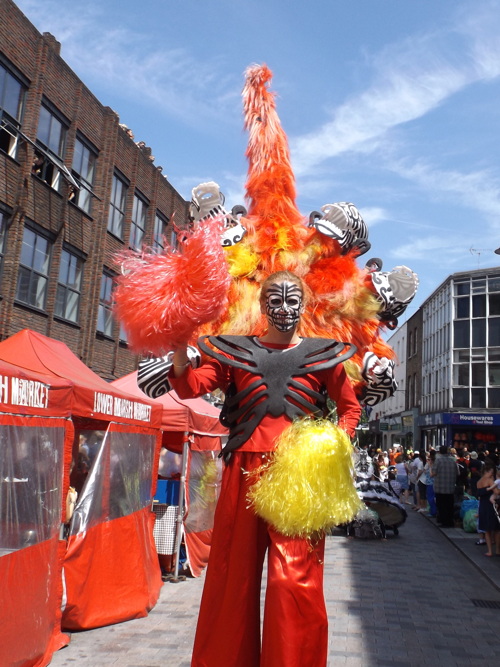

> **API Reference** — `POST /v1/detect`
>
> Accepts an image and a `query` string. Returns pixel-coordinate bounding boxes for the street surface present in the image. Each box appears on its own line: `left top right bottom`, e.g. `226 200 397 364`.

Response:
50 510 500 667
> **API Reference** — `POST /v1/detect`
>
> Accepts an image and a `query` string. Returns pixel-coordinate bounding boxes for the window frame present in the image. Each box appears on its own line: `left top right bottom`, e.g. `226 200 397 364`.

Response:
70 133 98 214
129 191 148 250
33 100 69 192
107 171 128 239
0 55 27 159
55 246 85 324
15 223 53 310
97 269 115 338
153 211 169 251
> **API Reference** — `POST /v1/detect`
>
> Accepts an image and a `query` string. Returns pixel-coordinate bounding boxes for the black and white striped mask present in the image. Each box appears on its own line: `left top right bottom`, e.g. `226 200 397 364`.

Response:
264 281 303 332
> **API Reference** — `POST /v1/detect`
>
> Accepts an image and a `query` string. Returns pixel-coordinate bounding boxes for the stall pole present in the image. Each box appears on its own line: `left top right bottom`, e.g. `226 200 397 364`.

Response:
172 435 189 582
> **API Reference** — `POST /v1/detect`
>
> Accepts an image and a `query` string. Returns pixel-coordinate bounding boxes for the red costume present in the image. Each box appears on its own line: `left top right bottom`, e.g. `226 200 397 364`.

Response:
169 339 361 667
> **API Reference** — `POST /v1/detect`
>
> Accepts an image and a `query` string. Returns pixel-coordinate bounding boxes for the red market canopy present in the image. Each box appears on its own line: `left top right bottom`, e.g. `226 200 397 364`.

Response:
0 359 74 666
0 330 162 428
0 356 73 417
112 371 227 451
0 330 164 636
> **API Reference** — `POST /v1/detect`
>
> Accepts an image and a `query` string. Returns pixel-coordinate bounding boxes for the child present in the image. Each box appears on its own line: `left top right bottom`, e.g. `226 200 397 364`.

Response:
487 467 500 505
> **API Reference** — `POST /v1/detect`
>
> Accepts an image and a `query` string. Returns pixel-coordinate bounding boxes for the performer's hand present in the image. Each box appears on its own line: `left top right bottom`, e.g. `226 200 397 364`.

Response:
172 345 190 377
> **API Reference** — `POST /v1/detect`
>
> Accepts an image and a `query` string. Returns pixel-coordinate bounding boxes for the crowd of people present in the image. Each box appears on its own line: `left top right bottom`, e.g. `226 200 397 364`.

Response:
366 443 500 555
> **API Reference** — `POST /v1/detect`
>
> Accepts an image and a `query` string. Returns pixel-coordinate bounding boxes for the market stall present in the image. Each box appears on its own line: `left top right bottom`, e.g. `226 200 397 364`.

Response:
0 357 73 667
0 330 163 633
112 372 227 578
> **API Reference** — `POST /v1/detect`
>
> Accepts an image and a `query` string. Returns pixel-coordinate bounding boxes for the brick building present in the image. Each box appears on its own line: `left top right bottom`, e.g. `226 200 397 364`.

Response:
0 0 189 379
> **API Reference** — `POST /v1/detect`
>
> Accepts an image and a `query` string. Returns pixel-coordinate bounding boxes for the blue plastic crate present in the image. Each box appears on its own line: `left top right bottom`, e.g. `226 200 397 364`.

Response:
154 479 180 505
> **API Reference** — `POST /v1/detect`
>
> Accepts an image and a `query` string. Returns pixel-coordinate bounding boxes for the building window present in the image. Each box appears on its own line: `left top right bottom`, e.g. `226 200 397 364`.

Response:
130 193 148 250
453 363 469 386
488 275 500 293
471 388 486 408
97 271 114 337
71 135 97 214
453 320 469 348
107 172 127 239
0 58 26 158
33 103 67 191
119 323 128 344
472 319 486 347
488 317 500 346
452 388 469 408
488 388 500 408
16 226 52 309
153 212 168 251
455 296 469 319
55 248 83 323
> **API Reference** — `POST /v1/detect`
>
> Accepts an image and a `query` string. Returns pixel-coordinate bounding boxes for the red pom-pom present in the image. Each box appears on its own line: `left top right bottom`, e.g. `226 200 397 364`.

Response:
114 219 231 354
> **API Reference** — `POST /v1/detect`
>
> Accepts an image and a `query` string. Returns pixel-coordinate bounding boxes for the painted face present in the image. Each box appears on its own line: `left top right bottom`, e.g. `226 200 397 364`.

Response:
264 281 303 332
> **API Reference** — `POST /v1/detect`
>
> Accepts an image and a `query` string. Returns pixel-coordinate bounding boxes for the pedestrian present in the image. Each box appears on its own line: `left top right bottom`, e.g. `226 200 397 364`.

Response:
408 451 422 508
469 451 484 498
424 449 437 517
431 445 459 528
395 453 410 504
170 271 362 667
486 466 500 505
416 450 429 512
476 461 500 556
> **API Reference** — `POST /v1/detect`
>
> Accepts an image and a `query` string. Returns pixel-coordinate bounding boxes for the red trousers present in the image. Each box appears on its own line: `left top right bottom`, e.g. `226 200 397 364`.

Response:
191 452 328 667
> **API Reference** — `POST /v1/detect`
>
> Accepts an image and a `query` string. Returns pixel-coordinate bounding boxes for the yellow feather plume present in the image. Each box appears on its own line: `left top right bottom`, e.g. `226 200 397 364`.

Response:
246 419 363 538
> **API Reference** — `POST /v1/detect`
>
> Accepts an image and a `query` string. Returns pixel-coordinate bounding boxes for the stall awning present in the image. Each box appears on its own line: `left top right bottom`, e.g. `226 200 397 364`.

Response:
0 330 162 427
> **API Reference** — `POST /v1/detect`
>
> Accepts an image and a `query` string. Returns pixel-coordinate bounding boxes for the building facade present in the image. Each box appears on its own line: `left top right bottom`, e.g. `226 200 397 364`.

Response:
0 0 189 380
419 267 500 453
370 266 500 454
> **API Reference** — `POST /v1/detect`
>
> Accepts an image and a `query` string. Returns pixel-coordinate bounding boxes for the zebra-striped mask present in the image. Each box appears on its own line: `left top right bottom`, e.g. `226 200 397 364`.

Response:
264 281 303 332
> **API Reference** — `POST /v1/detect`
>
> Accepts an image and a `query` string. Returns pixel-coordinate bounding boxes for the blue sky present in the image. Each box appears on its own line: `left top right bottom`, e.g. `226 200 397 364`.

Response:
13 0 500 319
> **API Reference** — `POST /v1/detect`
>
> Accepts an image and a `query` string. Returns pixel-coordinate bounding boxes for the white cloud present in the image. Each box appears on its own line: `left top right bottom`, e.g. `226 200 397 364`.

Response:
290 4 500 176
360 207 387 227
14 0 240 127
390 235 465 262
393 161 500 228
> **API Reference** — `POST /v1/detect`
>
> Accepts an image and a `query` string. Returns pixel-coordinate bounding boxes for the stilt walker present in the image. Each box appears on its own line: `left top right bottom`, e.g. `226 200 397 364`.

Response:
113 64 419 667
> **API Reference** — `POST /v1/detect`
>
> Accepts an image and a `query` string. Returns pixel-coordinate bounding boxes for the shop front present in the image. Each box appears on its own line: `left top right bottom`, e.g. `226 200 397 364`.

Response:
419 411 500 454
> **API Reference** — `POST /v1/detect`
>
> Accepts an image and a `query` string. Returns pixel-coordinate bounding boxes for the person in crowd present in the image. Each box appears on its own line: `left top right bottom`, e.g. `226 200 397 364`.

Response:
395 453 410 504
387 465 402 498
431 445 459 528
388 447 396 466
170 271 362 667
469 451 483 498
486 466 500 505
377 452 388 481
408 451 423 508
476 461 500 556
415 450 428 513
456 450 470 495
424 449 437 517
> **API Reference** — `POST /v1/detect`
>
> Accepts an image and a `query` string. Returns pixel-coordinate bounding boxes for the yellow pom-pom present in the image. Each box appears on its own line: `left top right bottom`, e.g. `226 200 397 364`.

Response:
247 419 363 538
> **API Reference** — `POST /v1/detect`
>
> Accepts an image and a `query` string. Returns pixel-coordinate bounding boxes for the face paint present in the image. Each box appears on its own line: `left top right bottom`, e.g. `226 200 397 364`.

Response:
264 281 303 332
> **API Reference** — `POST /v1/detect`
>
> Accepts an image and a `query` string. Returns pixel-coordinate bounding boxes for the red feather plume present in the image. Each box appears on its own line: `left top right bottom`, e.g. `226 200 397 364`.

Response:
113 219 231 354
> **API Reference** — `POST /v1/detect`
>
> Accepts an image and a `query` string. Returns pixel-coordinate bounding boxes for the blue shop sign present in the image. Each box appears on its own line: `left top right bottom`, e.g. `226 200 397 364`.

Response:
444 413 500 426
418 412 500 427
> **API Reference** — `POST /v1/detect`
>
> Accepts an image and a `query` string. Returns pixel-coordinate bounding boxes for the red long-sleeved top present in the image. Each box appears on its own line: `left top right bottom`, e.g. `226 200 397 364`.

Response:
169 339 361 452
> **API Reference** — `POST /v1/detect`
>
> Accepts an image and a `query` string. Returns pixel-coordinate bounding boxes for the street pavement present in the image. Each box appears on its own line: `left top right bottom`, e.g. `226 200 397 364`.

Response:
50 509 500 667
